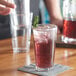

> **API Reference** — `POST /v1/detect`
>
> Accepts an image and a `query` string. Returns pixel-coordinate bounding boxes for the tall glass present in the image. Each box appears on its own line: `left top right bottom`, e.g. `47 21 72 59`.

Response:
62 0 76 43
33 24 57 71
9 0 31 53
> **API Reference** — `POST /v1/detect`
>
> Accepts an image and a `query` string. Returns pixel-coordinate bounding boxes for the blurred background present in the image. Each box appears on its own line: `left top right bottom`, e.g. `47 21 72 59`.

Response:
0 0 63 40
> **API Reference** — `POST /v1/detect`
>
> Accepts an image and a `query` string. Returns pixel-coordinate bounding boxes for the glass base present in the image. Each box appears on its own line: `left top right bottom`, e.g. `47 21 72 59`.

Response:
62 35 76 44
35 66 51 72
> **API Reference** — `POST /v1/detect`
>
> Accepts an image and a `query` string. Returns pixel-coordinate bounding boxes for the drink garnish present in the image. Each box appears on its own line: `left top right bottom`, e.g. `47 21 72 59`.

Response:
33 16 39 28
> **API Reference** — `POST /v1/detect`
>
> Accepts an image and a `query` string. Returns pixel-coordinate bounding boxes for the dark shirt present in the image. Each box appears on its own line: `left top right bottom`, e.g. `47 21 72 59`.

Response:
0 0 40 39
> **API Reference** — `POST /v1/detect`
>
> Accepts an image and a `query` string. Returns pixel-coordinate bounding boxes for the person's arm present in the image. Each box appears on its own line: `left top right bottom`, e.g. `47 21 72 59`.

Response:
44 0 63 31
0 0 15 15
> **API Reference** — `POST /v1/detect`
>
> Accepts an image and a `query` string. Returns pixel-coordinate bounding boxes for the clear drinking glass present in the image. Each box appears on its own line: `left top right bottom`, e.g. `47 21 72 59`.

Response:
33 24 57 71
9 0 31 53
62 0 76 43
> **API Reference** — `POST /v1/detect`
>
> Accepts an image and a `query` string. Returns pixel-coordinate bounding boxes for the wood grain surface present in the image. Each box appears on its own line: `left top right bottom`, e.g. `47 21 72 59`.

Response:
0 35 76 76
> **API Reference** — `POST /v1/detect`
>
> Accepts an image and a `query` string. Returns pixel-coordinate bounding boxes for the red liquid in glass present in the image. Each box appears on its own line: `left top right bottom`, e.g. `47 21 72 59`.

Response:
34 39 55 68
63 20 76 38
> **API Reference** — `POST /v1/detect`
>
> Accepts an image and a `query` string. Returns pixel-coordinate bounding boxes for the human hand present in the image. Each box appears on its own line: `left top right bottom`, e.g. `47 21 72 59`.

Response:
51 17 63 34
0 0 15 15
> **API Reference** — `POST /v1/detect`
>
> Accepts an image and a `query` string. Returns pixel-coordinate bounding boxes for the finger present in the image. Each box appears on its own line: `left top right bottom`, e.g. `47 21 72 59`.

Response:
0 11 10 15
0 9 10 15
0 0 15 8
0 6 10 15
57 28 61 34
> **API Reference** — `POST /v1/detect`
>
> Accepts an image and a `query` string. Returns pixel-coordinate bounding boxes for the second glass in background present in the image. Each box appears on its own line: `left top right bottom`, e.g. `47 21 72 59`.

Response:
62 0 76 43
33 24 57 71
9 0 31 53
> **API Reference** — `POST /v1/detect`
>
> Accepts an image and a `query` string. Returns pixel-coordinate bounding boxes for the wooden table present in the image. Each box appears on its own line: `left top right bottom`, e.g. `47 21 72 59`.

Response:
0 37 76 76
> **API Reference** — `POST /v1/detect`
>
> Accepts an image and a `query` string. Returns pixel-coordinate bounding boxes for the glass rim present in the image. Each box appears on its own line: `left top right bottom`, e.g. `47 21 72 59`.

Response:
33 24 57 31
